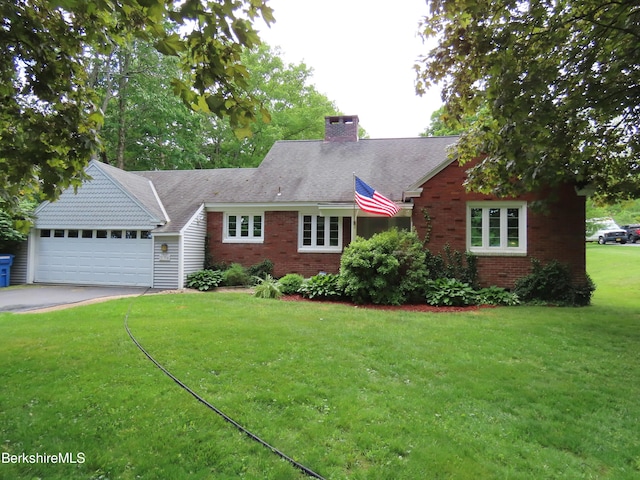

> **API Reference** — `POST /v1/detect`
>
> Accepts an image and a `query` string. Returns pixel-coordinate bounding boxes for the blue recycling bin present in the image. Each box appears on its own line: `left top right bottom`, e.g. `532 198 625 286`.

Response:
0 254 15 288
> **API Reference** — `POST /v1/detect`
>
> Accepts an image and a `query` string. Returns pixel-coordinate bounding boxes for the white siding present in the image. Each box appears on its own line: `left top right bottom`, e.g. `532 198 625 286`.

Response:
153 236 180 289
181 206 207 288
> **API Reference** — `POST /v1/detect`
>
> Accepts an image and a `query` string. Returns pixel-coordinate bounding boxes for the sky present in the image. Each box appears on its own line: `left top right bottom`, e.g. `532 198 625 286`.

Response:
256 0 442 139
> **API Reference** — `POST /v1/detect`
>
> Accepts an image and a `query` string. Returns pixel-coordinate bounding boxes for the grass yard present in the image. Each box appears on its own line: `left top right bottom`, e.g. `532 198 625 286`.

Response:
1 244 639 479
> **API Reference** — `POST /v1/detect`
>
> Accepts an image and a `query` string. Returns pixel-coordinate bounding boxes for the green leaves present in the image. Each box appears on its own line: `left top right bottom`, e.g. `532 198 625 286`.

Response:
185 269 224 291
339 229 429 305
1 0 275 216
416 0 640 201
154 33 186 56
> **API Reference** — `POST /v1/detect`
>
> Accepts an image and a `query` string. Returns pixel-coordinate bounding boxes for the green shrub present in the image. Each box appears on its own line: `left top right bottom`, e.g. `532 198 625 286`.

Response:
222 263 250 286
299 273 344 300
339 229 429 305
425 278 478 306
253 274 282 299
572 275 597 306
514 259 595 306
277 273 305 295
185 269 223 291
476 286 520 306
425 244 478 286
247 259 274 281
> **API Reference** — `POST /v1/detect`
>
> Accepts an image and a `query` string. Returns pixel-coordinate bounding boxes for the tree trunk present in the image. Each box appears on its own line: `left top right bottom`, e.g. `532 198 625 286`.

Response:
116 49 131 170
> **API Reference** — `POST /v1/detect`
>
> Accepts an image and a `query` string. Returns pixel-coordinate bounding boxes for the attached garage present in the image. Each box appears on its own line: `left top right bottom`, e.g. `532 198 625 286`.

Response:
26 160 208 289
34 229 153 286
29 161 167 288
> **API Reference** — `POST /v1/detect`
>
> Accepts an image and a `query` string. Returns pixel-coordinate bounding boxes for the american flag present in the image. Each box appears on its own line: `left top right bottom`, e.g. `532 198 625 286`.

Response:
354 176 400 217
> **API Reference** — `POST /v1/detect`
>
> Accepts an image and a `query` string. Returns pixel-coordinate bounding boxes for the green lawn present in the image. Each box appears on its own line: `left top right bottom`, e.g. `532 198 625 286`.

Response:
1 244 639 479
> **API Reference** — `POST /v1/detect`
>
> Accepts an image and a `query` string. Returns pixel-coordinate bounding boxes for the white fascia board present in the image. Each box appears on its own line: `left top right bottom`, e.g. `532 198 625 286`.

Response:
402 188 424 200
205 202 414 217
316 203 414 217
353 205 414 218
205 202 320 212
317 203 361 216
148 179 170 223
317 203 356 210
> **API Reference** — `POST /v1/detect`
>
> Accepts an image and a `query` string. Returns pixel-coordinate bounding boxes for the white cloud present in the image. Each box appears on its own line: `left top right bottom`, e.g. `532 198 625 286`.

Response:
257 0 442 138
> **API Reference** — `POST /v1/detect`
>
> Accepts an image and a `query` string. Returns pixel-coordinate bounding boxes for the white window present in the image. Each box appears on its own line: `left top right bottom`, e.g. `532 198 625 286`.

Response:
224 213 264 243
467 202 527 255
299 214 342 252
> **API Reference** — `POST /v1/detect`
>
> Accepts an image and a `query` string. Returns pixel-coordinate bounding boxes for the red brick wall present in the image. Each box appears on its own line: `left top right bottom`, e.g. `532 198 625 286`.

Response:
412 161 586 288
206 162 586 288
206 211 350 277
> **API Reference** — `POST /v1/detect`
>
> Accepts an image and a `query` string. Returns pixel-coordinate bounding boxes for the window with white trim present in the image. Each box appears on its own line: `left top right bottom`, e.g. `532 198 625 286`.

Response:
299 214 342 252
224 213 264 243
467 202 527 255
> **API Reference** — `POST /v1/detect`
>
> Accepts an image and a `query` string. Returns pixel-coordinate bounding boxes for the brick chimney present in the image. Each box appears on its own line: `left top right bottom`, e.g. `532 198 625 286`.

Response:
325 115 359 142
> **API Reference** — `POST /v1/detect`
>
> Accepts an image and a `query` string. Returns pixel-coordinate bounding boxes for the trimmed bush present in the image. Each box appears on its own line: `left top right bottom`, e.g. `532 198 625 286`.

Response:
339 229 428 305
299 273 344 300
186 269 223 291
222 263 250 286
277 273 305 295
514 259 595 306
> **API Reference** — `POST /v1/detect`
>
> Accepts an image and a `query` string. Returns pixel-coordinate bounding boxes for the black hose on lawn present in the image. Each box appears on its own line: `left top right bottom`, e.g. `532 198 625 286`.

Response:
123 294 326 480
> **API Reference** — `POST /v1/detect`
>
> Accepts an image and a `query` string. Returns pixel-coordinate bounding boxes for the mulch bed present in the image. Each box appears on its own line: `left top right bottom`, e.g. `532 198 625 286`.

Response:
280 294 492 313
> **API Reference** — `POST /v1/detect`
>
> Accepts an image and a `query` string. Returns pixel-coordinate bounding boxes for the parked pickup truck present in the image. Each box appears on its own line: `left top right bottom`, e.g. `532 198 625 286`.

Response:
622 224 640 244
586 217 628 244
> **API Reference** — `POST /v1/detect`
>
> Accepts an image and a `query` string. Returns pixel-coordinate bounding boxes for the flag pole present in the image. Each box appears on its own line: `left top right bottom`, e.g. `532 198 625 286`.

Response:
352 172 357 238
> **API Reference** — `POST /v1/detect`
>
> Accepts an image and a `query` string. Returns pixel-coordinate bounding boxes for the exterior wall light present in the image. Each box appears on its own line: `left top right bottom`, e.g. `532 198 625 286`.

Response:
161 243 168 253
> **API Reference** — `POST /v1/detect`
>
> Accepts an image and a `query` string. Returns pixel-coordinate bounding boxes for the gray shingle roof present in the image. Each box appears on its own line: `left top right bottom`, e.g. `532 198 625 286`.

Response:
136 168 256 233
124 136 458 233
249 136 459 203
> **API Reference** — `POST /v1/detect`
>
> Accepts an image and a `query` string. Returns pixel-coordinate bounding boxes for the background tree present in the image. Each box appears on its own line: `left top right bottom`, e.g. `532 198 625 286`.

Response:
201 44 342 168
98 41 209 170
420 105 477 137
96 42 344 170
0 0 273 215
0 199 35 251
416 0 640 201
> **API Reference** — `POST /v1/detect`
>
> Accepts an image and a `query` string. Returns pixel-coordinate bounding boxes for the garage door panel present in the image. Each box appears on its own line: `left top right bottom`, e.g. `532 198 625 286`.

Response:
35 234 152 286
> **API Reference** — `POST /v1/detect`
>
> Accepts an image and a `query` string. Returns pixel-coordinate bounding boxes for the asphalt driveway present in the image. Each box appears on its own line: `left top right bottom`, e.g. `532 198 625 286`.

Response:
0 285 157 313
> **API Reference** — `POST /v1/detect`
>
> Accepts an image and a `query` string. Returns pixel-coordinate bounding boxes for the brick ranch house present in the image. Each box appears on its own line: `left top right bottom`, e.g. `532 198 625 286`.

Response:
14 115 586 289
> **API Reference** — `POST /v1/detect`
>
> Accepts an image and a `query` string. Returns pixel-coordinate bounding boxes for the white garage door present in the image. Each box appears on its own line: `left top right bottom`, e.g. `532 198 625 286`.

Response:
35 229 153 286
